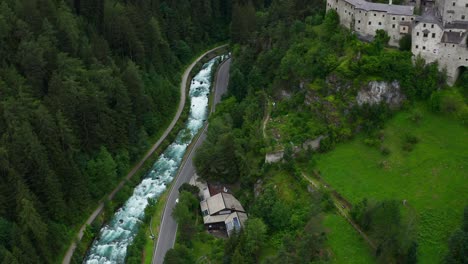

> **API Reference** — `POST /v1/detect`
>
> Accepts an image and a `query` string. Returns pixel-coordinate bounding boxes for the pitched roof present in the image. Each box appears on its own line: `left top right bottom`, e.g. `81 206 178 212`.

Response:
441 31 467 44
203 214 230 224
225 212 248 235
445 21 468 30
202 192 245 216
345 0 414 16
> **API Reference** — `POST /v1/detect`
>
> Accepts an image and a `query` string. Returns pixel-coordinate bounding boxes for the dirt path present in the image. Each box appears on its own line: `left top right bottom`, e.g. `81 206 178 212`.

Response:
62 45 227 264
301 172 377 250
262 98 271 140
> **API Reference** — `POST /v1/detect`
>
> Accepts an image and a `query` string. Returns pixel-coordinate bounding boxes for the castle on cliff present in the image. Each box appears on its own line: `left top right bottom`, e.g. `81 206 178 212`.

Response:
326 0 468 84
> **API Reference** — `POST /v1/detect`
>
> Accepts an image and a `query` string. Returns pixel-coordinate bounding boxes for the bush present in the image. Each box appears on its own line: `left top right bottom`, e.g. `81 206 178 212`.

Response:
402 133 419 152
380 146 391 156
399 34 412 51
409 110 423 124
364 138 380 148
178 183 200 198
404 134 419 144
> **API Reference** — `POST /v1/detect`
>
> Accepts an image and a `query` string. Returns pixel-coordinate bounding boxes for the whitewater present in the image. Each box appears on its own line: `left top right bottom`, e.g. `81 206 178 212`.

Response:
84 56 223 264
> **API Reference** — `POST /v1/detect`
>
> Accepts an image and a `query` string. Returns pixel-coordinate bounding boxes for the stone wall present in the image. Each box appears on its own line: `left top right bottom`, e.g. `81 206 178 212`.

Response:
327 0 468 85
326 0 415 47
441 0 468 24
412 21 468 85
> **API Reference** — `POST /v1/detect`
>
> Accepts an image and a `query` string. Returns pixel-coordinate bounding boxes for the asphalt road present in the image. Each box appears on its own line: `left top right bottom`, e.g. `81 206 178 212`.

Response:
62 46 227 264
152 58 231 264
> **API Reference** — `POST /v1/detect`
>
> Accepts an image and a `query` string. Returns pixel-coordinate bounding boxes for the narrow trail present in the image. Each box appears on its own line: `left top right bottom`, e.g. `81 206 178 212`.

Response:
62 45 227 264
259 102 376 251
300 172 377 251
262 98 271 139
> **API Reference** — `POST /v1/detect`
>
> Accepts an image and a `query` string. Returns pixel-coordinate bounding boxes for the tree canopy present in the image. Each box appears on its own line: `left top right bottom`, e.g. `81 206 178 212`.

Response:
0 0 230 262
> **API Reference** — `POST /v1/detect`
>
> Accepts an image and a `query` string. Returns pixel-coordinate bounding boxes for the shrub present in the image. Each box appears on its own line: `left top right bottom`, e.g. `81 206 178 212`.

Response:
409 110 423 124
364 138 380 148
399 34 412 51
380 146 391 156
404 134 419 144
402 133 419 152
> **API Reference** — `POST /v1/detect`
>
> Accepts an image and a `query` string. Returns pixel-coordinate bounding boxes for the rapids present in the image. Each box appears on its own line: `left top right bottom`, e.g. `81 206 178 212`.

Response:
84 56 223 264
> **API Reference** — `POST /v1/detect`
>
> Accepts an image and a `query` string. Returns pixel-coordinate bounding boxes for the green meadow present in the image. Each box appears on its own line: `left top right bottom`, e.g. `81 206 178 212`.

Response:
314 106 467 263
323 214 375 264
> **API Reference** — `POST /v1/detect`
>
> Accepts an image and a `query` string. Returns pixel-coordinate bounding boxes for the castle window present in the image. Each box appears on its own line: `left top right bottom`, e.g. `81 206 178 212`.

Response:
431 24 434 28
423 23 426 27
374 13 376 16
379 22 382 25
369 21 372 25
466 4 468 7
462 15 466 20
417 32 420 36
382 15 385 17
423 32 428 37
452 2 455 6
423 46 426 50
393 17 396 20
402 17 405 21
358 20 361 23
416 45 419 49
453 45 455 47
432 33 436 38
393 24 396 28
411 17 414 20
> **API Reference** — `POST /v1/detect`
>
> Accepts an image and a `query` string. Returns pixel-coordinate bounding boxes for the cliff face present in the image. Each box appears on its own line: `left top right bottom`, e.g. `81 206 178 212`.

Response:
356 80 405 108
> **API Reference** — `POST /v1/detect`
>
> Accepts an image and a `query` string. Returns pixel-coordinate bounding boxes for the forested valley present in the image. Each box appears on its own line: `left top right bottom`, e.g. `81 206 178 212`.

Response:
1 0 467 263
0 0 231 262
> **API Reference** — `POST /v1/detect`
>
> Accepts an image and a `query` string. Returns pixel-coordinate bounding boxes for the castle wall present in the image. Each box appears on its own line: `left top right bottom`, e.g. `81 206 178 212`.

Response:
412 22 444 60
326 0 414 47
441 0 468 24
327 0 354 29
412 20 468 85
440 44 468 84
327 0 468 85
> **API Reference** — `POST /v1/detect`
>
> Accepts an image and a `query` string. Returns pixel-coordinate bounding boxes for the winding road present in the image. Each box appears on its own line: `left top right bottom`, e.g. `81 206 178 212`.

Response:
62 46 227 264
152 58 231 264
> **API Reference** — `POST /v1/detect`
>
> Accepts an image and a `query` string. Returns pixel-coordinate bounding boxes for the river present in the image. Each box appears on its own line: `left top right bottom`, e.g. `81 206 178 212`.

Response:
84 55 224 264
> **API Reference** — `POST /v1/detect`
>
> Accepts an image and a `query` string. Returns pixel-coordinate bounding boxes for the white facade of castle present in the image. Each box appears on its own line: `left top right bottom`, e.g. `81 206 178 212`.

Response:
326 0 468 85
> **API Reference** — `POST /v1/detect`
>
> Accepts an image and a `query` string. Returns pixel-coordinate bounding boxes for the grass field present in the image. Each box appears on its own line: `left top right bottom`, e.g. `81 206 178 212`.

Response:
323 213 375 264
314 105 468 263
143 187 171 264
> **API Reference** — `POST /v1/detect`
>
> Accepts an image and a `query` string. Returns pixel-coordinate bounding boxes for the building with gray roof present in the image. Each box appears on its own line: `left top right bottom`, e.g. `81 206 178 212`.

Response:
200 192 248 236
327 0 468 85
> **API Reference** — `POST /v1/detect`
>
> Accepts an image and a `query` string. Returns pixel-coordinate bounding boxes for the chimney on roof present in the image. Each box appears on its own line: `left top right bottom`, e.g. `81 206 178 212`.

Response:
389 0 392 4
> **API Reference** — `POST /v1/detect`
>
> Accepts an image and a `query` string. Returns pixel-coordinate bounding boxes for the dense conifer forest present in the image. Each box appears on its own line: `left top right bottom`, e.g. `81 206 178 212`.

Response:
0 0 230 262
1 0 467 263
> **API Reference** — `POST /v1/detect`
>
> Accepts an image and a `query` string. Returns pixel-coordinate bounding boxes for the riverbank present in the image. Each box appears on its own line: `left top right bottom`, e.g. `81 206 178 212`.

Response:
83 53 227 263
63 45 228 264
142 57 231 263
